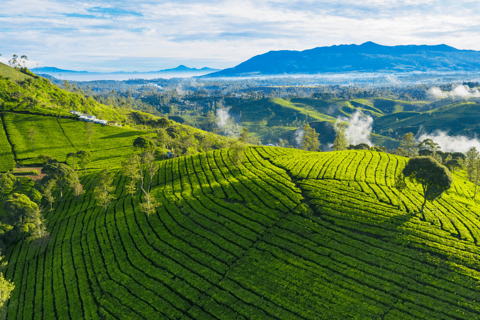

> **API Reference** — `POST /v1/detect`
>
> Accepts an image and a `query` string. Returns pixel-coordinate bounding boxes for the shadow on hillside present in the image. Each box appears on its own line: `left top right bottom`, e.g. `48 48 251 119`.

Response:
99 131 145 139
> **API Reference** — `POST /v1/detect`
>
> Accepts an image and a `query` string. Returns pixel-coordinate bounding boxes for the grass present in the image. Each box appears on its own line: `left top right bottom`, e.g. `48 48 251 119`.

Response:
4 147 480 319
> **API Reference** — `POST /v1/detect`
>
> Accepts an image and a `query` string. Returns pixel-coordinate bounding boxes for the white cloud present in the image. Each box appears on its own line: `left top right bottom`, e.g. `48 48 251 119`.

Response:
2 0 480 71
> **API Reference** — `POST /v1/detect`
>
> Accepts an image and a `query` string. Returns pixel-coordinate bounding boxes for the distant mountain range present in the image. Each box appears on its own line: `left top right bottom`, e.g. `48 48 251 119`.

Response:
32 65 219 74
203 42 480 77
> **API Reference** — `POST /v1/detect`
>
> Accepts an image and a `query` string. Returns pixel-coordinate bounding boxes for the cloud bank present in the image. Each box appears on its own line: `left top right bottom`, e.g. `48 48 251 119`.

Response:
2 0 480 71
417 129 480 153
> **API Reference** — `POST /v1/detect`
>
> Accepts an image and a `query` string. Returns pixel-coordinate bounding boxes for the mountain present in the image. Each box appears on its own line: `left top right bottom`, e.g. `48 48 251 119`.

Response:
31 65 219 75
152 65 219 73
204 41 480 77
33 66 93 73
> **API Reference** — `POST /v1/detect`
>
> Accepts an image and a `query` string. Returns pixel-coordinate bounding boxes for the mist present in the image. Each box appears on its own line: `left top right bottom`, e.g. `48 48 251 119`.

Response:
337 111 374 145
216 107 242 137
417 129 480 153
294 128 305 147
427 85 480 100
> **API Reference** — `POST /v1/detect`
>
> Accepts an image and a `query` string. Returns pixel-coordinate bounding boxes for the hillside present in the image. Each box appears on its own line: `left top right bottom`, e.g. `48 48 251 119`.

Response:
204 42 480 77
0 64 234 172
4 147 480 319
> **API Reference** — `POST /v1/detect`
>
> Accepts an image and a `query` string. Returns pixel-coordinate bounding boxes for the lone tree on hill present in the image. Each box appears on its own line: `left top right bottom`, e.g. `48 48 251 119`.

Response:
301 124 320 152
402 156 452 213
333 122 348 151
399 133 418 157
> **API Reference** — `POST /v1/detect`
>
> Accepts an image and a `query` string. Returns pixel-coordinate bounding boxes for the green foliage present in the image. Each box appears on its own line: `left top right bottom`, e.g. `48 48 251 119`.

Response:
41 163 77 199
399 132 418 157
403 156 453 213
333 122 348 151
93 169 115 212
301 123 320 152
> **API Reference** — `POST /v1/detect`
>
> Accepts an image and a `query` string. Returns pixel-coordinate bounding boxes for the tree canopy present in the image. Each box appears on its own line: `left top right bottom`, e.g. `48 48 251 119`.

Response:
402 156 452 213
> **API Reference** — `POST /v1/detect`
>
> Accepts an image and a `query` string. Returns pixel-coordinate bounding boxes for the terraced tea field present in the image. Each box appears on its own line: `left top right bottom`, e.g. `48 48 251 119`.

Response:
0 112 149 171
5 147 480 319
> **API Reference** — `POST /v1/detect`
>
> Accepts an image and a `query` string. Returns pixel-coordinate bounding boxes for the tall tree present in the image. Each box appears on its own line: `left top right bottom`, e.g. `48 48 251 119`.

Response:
402 156 452 213
465 147 479 182
301 124 320 152
66 152 76 170
122 154 141 197
42 179 56 211
333 122 348 151
400 133 418 157
93 169 116 213
76 151 91 174
41 163 77 199
156 128 170 156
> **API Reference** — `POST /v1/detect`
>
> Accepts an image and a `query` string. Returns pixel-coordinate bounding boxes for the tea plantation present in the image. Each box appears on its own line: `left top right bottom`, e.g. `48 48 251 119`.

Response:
4 147 480 319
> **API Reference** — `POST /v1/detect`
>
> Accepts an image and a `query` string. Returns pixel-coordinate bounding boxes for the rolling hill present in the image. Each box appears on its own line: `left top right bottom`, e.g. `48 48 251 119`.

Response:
4 147 480 319
204 42 480 77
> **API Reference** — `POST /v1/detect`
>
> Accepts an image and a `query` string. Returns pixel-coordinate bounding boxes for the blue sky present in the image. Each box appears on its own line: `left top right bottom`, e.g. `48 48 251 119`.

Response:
1 0 479 72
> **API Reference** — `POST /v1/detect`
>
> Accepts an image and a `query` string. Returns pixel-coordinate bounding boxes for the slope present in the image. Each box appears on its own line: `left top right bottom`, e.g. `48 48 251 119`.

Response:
5 148 480 319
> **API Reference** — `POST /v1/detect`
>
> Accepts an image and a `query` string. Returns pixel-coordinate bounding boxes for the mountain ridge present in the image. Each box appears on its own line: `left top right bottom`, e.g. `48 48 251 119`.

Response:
32 65 219 75
203 42 480 77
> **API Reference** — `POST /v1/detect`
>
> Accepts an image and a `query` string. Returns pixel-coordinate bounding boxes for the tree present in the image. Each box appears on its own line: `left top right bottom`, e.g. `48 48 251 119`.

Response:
139 192 160 217
239 128 249 143
3 193 46 241
230 142 245 167
37 155 57 165
333 122 348 151
93 169 116 213
85 122 96 145
66 152 77 170
445 159 461 173
301 124 320 151
0 254 14 315
418 139 441 161
72 176 84 199
27 127 37 151
399 133 418 157
402 156 452 213
465 147 479 182
42 179 56 211
122 154 141 197
0 174 15 205
41 163 77 199
76 150 91 174
156 128 170 156
133 136 154 151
